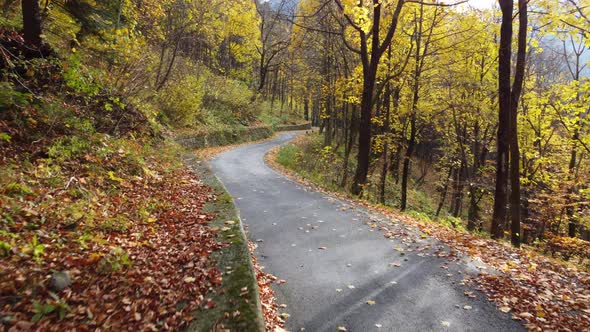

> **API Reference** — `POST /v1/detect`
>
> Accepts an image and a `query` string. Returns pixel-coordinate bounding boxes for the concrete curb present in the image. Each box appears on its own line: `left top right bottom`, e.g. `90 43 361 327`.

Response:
176 123 311 150
184 155 265 332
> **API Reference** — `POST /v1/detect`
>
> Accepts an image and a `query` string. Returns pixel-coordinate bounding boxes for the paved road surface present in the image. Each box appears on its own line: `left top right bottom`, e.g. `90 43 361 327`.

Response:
210 132 523 332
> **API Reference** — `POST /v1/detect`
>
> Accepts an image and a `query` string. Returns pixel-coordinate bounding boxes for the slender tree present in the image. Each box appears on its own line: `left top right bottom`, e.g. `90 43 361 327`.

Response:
22 0 42 46
508 0 527 246
492 0 527 246
334 0 405 195
491 0 513 239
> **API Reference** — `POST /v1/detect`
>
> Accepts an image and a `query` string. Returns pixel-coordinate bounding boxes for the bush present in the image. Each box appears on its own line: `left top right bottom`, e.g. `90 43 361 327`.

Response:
202 74 258 125
0 82 30 110
277 144 300 168
48 136 91 162
156 74 205 127
544 235 590 263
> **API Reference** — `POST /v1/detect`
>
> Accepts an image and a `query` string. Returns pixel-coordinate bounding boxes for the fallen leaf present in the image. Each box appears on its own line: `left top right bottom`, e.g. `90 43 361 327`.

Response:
519 312 534 319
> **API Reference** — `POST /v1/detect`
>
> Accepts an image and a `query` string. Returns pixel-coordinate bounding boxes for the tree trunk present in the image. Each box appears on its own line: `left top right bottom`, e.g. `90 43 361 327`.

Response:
258 52 267 92
22 0 42 46
304 95 309 121
567 147 579 237
400 111 416 211
379 82 392 204
467 184 480 230
436 166 453 217
390 147 401 184
342 105 357 188
491 0 513 240
324 92 332 146
451 163 466 218
508 0 527 247
352 71 376 195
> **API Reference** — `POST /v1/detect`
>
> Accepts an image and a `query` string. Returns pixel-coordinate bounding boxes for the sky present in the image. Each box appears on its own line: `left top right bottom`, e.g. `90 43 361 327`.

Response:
467 0 496 9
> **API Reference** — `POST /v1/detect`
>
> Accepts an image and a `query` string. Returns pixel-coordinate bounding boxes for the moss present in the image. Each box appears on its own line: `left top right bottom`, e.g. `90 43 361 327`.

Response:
184 156 264 332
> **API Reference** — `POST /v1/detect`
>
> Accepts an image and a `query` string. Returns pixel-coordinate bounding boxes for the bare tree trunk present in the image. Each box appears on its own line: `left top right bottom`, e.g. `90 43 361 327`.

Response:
436 166 453 217
390 147 401 184
491 0 513 240
451 162 465 217
342 105 357 188
324 97 332 146
467 184 480 230
22 0 43 46
352 69 376 196
304 95 310 121
508 0 527 247
400 110 416 211
567 146 579 237
379 81 392 204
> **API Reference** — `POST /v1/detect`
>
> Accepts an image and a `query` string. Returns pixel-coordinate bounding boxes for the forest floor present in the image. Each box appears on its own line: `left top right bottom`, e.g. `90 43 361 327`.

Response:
260 132 590 332
0 34 272 330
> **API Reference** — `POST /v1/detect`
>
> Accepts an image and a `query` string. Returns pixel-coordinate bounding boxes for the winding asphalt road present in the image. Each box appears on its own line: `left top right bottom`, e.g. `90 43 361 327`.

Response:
210 132 523 332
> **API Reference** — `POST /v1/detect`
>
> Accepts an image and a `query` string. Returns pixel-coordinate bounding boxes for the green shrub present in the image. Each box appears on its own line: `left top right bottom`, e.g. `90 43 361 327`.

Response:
0 82 30 110
97 247 132 274
97 216 129 233
3 182 35 197
277 144 300 169
202 74 258 124
48 136 91 162
156 74 205 127
63 54 101 97
32 292 70 322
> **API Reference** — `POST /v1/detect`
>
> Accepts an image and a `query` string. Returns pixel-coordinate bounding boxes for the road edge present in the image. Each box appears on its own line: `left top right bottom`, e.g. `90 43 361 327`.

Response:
184 154 265 332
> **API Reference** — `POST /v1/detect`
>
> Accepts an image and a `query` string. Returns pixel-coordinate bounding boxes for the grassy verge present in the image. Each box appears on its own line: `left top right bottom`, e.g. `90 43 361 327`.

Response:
273 132 475 229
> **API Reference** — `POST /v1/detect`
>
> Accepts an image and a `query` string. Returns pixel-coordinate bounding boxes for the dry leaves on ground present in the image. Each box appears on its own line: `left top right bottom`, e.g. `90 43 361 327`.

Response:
1 168 225 331
247 242 284 331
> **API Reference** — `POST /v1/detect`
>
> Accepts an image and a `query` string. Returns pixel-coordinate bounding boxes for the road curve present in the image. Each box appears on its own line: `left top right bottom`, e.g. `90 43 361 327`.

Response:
210 131 523 332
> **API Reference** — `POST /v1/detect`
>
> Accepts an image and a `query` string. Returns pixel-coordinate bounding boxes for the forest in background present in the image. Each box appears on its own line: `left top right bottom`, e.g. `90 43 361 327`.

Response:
267 0 589 252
